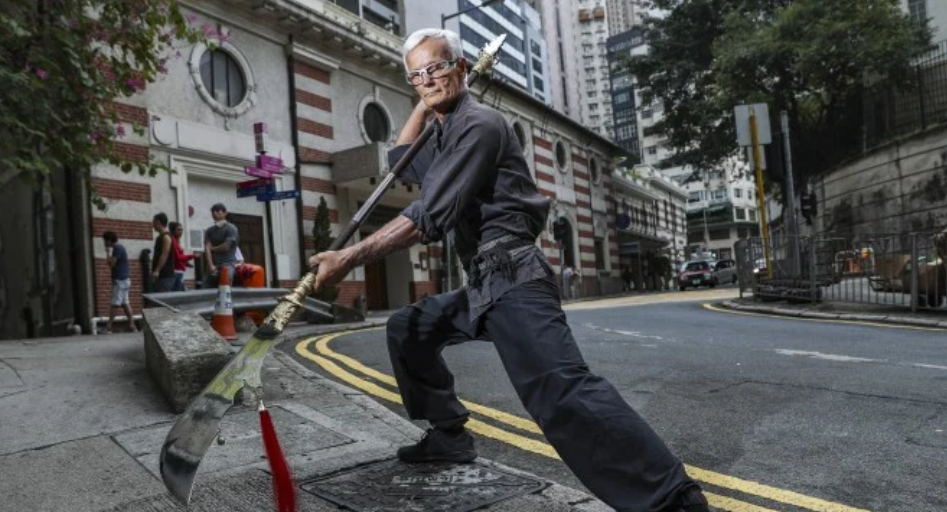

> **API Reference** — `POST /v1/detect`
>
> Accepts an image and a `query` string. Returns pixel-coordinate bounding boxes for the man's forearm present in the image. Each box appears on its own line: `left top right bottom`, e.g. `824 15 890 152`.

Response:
395 103 428 145
211 242 231 253
342 215 423 269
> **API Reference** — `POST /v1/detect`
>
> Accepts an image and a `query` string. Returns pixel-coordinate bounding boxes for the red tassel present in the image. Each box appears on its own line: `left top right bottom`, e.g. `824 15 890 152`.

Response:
259 402 296 512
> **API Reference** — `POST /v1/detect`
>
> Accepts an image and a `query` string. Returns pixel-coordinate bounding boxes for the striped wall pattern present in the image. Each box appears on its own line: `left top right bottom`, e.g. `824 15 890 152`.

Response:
292 59 340 256
90 102 153 317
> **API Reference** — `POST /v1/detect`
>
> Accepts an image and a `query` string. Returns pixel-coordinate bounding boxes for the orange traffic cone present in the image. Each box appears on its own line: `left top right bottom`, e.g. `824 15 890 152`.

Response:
211 266 238 341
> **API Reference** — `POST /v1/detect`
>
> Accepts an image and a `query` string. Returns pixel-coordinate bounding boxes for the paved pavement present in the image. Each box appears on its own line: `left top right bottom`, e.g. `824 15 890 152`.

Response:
0 322 612 512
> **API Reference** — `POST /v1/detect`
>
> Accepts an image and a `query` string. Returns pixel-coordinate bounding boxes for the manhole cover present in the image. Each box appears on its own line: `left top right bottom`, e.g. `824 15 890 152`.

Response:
301 459 547 511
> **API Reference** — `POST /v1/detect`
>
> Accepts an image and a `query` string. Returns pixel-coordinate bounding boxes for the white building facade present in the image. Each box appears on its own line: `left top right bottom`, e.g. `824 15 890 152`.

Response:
575 1 614 139
82 0 635 320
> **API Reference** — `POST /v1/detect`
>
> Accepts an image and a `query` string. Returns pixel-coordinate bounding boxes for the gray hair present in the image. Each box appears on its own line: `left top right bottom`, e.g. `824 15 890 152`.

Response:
402 28 464 70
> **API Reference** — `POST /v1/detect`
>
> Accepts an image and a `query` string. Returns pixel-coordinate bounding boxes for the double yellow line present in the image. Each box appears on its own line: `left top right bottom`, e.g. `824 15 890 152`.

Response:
295 330 873 512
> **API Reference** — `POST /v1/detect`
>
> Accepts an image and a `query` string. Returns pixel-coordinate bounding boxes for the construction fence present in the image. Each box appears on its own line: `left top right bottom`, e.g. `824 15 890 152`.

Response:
734 232 947 312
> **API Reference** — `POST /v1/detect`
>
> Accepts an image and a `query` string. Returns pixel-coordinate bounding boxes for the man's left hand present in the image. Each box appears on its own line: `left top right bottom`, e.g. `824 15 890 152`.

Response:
151 271 159 281
309 250 350 293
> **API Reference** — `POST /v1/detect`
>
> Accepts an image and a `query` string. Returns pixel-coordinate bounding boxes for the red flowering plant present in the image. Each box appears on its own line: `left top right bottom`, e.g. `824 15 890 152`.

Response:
0 0 204 209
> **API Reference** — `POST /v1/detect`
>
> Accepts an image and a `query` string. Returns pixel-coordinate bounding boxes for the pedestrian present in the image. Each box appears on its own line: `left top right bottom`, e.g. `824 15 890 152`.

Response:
562 265 575 300
202 203 239 289
168 221 195 292
102 231 137 333
622 266 633 292
308 29 709 512
151 213 177 293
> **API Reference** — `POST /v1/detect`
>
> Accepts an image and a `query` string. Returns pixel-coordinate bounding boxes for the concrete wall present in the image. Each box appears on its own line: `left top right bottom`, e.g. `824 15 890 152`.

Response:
812 125 947 239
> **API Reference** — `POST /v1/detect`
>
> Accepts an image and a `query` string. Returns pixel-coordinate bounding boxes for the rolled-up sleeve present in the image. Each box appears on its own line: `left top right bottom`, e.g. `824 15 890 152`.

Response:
388 140 435 186
399 116 503 244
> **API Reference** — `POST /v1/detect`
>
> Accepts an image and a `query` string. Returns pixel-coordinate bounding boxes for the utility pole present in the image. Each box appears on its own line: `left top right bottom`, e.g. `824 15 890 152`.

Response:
781 111 801 276
749 108 772 278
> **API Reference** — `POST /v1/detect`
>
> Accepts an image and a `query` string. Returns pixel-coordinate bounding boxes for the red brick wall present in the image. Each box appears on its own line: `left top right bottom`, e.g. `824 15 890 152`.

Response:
574 170 589 181
299 147 332 164
572 154 589 166
296 90 332 111
106 101 148 126
409 281 439 302
94 258 144 317
533 137 552 150
294 61 330 84
535 154 554 168
92 218 153 240
575 184 590 195
112 142 149 164
302 206 339 222
298 118 334 139
301 176 337 194
336 281 366 308
92 178 151 203
535 170 555 183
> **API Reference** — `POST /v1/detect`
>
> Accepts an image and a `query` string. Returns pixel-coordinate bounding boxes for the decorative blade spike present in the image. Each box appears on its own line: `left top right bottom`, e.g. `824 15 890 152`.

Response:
484 34 507 58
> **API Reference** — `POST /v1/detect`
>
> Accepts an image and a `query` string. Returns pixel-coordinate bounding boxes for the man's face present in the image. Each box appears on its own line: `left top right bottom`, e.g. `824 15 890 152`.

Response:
405 38 466 113
212 209 227 222
153 220 162 232
104 238 114 248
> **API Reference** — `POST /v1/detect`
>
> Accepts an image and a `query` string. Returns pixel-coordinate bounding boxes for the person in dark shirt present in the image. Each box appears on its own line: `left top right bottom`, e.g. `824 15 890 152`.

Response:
103 231 137 333
151 213 177 293
308 29 709 512
202 203 239 289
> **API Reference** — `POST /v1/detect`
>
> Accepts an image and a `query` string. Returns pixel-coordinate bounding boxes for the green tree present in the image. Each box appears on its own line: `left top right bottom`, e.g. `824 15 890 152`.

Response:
626 0 930 186
0 0 203 208
311 196 339 303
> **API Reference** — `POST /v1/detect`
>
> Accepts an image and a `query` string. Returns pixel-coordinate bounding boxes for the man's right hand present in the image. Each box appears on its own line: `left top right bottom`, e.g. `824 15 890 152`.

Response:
208 264 216 275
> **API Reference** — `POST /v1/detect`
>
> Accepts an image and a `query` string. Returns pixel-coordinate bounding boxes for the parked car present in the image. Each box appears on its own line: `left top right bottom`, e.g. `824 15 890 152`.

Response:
713 259 738 285
679 260 715 291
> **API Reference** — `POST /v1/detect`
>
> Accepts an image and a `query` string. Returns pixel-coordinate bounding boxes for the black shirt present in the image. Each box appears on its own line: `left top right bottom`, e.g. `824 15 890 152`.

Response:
388 92 553 320
152 232 176 279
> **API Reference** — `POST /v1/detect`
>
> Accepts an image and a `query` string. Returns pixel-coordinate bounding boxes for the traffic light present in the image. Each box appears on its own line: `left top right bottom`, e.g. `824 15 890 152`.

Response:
800 193 817 223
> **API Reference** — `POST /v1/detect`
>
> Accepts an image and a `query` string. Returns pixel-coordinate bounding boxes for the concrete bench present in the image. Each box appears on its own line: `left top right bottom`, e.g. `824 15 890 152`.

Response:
143 308 233 413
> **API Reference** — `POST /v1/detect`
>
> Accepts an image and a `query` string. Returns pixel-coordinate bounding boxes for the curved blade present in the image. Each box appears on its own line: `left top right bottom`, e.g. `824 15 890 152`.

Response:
159 328 280 504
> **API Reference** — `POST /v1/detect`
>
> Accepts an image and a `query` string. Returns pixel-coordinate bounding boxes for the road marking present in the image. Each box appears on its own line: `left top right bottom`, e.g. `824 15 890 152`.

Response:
295 331 875 512
583 323 666 340
565 289 740 311
774 349 881 363
701 302 947 331
308 330 544 435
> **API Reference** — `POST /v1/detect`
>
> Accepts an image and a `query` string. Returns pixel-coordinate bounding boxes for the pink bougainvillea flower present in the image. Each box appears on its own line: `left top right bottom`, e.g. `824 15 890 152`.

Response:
35 68 49 80
116 125 126 138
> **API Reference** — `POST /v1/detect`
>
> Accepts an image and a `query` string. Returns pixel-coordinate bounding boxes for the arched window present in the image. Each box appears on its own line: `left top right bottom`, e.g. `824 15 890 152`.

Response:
363 103 390 143
555 140 569 173
199 49 246 108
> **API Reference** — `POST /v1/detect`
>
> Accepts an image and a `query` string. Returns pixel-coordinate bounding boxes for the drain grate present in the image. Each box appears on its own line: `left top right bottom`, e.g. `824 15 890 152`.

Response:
301 459 547 511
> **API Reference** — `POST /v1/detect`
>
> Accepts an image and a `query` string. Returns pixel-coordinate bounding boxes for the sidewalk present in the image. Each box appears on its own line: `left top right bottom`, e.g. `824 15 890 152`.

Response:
0 323 610 512
721 296 947 328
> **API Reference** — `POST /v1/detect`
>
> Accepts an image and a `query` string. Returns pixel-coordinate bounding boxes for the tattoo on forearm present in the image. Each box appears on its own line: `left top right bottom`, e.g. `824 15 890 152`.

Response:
346 216 423 268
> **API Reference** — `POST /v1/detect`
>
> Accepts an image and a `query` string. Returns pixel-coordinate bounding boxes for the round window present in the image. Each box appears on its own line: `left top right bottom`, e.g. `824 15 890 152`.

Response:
589 158 599 182
363 103 390 143
199 49 246 108
512 123 527 149
555 141 568 171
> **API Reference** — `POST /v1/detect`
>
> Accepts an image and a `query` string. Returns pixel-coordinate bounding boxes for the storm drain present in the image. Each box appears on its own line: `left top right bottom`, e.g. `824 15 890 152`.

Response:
301 459 547 511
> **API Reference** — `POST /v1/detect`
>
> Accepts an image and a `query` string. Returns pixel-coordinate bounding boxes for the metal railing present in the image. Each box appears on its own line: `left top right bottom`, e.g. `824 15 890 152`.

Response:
735 232 947 312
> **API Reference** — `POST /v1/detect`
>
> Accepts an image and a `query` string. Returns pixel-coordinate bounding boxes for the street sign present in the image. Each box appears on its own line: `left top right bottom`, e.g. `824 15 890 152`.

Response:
256 189 300 202
244 166 272 179
236 178 273 190
256 154 284 174
254 122 268 154
734 104 772 146
237 182 275 198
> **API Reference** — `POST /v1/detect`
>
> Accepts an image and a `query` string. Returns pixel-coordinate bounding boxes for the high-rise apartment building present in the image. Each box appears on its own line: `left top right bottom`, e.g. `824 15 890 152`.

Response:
405 1 550 104
531 0 582 122
605 0 644 34
575 1 614 138
606 27 646 159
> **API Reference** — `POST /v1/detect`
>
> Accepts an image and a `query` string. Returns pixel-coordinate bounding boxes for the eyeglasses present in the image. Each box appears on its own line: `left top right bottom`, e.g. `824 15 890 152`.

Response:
405 59 457 86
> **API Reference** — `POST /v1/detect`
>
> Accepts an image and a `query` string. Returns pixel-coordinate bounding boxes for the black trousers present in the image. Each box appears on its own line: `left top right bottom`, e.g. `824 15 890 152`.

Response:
387 275 695 512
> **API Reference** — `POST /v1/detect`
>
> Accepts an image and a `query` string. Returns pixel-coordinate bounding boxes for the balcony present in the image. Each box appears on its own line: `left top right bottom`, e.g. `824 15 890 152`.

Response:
331 142 388 184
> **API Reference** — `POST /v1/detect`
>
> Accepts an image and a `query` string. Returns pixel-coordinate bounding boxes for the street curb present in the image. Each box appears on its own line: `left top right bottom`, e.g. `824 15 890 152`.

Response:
720 300 947 329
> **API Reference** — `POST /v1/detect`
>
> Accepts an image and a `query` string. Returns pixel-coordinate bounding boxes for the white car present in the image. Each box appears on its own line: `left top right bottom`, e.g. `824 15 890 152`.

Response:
713 259 738 285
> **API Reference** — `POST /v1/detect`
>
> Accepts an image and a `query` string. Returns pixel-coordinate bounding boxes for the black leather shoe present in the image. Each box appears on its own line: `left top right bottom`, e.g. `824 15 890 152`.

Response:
397 428 478 463
667 486 710 512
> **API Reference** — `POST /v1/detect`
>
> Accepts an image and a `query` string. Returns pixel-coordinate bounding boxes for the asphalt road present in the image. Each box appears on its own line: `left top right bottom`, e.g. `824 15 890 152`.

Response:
287 290 947 512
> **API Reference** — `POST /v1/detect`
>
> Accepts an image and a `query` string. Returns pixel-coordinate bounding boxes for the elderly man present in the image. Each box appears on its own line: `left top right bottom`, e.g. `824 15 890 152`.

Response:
309 29 709 512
